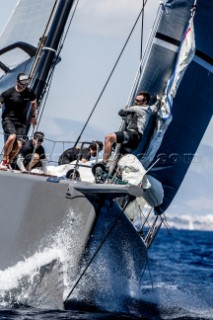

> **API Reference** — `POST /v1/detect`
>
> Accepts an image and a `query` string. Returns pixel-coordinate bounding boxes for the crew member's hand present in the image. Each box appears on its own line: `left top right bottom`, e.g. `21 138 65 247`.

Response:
118 109 128 117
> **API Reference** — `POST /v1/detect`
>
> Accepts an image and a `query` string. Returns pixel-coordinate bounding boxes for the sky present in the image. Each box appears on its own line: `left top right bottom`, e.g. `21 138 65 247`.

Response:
0 0 213 224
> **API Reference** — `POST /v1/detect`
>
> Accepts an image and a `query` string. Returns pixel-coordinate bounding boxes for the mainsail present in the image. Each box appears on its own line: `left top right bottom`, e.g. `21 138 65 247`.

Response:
0 0 75 130
0 0 55 79
133 0 213 214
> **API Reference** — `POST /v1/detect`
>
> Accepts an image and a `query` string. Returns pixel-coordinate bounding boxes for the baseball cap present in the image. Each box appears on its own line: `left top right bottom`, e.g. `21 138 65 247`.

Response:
17 73 30 85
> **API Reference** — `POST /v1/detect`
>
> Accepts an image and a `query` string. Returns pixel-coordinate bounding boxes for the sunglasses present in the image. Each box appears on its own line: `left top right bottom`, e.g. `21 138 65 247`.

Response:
18 81 29 86
34 136 44 142
135 98 145 103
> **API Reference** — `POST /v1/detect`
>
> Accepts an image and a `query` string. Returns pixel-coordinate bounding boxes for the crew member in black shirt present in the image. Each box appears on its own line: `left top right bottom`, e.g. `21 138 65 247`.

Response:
0 73 37 169
58 140 103 165
17 131 46 171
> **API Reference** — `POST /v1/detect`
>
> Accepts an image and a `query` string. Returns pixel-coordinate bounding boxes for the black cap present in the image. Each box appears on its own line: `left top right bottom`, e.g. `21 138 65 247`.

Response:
17 73 30 85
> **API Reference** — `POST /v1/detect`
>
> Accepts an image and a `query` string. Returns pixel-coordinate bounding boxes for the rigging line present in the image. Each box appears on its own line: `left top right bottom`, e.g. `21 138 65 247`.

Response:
36 66 55 130
139 259 148 285
161 213 172 234
140 0 145 74
146 257 154 290
74 0 149 147
64 201 129 304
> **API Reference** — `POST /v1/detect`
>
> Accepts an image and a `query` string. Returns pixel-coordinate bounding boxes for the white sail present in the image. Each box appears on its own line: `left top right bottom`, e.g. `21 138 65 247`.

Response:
0 0 55 76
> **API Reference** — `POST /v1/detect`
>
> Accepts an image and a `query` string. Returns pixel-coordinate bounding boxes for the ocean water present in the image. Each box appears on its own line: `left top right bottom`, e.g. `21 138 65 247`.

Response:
0 229 212 320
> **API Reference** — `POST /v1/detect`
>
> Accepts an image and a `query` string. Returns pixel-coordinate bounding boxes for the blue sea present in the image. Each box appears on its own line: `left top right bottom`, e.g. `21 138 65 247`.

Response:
0 229 212 319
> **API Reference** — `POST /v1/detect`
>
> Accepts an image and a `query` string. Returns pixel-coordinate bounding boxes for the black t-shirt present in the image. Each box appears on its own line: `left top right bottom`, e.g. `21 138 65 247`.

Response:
58 147 91 165
1 86 36 122
20 139 46 162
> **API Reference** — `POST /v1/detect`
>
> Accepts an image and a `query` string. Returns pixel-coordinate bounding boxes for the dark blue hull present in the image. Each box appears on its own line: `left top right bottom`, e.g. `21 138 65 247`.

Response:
65 196 147 314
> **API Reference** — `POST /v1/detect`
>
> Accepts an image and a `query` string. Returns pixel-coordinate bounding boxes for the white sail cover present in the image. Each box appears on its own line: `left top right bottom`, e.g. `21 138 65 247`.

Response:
142 14 196 168
0 0 55 76
160 16 196 119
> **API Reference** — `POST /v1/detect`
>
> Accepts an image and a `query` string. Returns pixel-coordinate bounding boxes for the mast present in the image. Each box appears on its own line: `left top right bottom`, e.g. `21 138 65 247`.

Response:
31 0 75 105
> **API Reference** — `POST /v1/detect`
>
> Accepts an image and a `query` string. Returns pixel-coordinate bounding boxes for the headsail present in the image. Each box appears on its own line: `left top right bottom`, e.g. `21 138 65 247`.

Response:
133 0 213 214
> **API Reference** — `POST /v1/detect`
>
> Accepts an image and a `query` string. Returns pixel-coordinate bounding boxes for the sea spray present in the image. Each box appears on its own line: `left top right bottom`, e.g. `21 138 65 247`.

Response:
0 248 64 307
0 207 86 308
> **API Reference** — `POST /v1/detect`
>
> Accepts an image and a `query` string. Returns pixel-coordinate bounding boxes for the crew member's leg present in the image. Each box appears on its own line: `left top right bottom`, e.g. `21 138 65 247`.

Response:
1 119 16 166
8 139 22 163
8 123 26 163
103 131 130 162
103 132 117 162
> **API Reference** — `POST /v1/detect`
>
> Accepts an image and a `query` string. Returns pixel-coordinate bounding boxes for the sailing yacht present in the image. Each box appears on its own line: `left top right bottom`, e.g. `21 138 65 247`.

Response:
0 0 212 315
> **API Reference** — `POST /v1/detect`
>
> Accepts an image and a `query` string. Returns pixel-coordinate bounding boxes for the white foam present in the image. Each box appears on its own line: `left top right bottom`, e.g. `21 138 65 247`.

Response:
0 208 83 307
0 248 64 292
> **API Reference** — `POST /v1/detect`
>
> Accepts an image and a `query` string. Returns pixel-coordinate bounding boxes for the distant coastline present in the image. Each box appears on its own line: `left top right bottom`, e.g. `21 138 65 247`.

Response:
163 213 213 231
